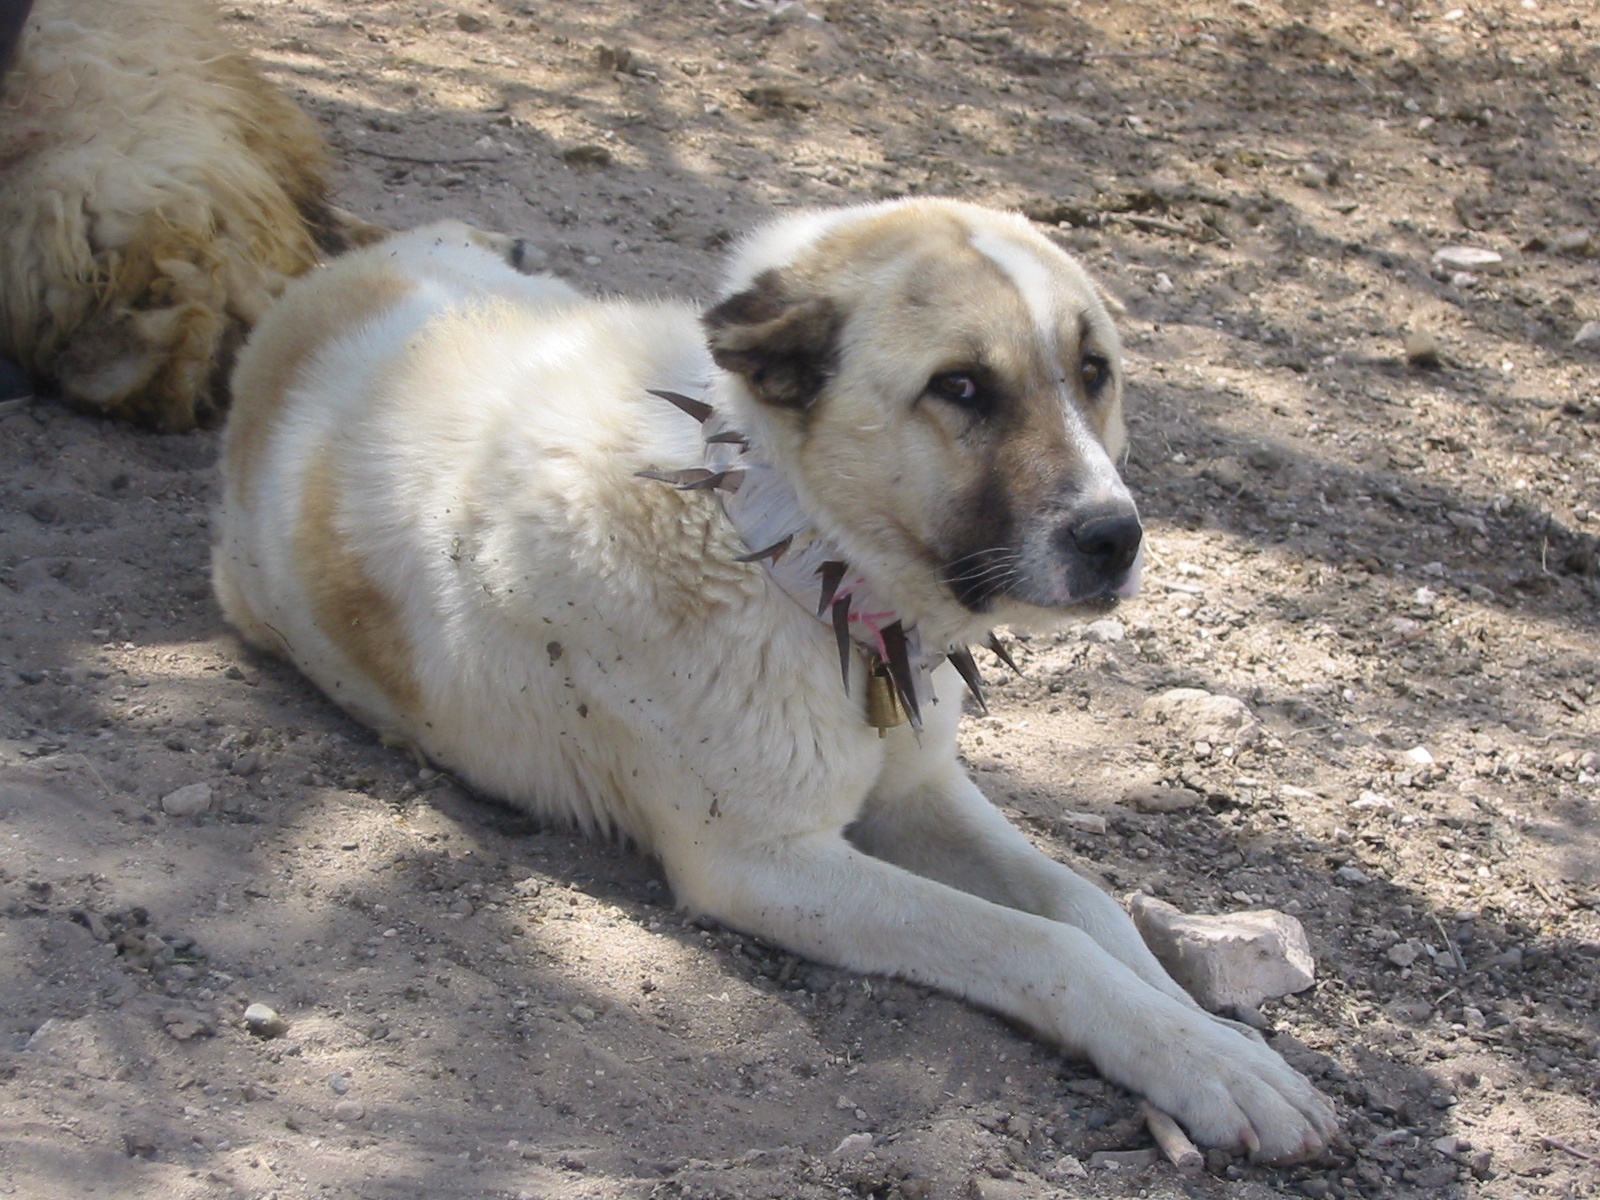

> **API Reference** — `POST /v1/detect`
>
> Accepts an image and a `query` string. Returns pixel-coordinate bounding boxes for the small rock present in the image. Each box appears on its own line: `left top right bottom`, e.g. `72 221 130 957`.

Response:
1129 895 1315 1011
1350 791 1394 811
230 752 259 777
1152 271 1174 294
333 1099 365 1123
1446 510 1488 535
243 1003 288 1038
1492 946 1523 968
1403 745 1434 766
1553 229 1595 257
1404 328 1441 367
1297 1180 1332 1200
1468 1149 1494 1179
968 1178 1033 1200
1336 865 1371 885
1386 940 1422 968
1047 1156 1088 1180
1295 162 1331 188
454 11 485 32
1432 1134 1460 1156
832 1132 873 1157
1058 810 1107 834
1124 784 1200 814
1088 1149 1159 1170
160 782 213 817
560 144 613 167
1431 246 1502 271
1573 320 1600 348
328 1073 350 1095
570 1004 596 1023
1080 618 1125 643
1140 688 1258 747
161 1009 216 1041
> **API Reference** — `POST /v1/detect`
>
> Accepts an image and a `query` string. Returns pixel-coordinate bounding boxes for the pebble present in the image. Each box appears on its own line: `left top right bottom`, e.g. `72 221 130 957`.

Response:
1573 320 1600 348
161 1009 216 1041
1088 1149 1159 1170
1404 328 1441 367
1080 618 1125 643
1124 784 1200 814
1129 895 1315 1010
1295 162 1331 188
243 1003 288 1038
1387 940 1423 968
333 1099 365 1122
1337 865 1372 884
832 1132 872 1157
1553 229 1595 257
1403 745 1435 766
455 11 485 32
1140 688 1259 747
1047 1156 1088 1180
328 1073 350 1095
160 782 213 817
1432 246 1502 270
1058 810 1108 834
1350 791 1394 811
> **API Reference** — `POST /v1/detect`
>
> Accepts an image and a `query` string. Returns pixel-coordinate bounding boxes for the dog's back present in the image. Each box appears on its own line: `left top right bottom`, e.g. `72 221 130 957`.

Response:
212 222 762 840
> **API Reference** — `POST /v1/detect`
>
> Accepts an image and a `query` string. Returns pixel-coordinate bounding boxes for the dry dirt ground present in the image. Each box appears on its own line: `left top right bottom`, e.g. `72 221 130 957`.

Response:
2 0 1599 1197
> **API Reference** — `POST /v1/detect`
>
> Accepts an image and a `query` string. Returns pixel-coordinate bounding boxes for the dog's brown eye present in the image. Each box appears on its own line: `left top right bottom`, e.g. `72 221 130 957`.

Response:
927 371 992 415
929 373 977 402
1081 356 1110 393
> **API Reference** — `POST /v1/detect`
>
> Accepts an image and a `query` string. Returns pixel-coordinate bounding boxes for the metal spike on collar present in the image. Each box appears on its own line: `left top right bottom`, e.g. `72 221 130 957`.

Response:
815 560 848 617
636 467 714 488
735 533 794 566
987 631 1022 677
648 388 714 423
831 596 852 695
947 644 988 715
880 620 921 728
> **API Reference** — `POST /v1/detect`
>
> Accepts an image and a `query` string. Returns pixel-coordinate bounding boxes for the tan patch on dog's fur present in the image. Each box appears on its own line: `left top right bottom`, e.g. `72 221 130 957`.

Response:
226 266 414 495
295 447 421 715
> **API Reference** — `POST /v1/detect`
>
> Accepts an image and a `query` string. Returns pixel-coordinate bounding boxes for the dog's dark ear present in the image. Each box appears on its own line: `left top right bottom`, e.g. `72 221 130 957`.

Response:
703 269 841 410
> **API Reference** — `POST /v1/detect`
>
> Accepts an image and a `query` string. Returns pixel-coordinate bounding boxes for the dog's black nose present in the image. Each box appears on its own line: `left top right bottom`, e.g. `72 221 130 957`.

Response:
1065 509 1143 578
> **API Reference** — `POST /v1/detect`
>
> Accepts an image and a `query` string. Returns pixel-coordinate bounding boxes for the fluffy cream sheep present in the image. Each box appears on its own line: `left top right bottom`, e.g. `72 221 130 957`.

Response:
0 0 374 430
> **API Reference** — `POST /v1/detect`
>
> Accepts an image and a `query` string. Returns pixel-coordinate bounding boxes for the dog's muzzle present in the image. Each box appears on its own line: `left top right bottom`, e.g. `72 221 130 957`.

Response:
1052 501 1144 602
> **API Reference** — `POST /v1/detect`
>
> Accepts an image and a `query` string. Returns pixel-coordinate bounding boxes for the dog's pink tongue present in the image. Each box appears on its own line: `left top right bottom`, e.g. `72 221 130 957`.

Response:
1114 543 1144 599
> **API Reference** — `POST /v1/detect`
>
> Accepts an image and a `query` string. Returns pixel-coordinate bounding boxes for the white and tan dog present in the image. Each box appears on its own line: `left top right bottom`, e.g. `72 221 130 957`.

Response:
213 204 1337 1161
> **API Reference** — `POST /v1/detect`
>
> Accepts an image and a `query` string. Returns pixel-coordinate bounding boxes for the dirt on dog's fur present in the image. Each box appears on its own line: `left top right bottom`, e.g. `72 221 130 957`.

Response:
1 1 1597 1198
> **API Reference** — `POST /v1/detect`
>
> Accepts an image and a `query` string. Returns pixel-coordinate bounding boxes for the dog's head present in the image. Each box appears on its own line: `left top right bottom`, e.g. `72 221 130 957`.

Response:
704 199 1139 645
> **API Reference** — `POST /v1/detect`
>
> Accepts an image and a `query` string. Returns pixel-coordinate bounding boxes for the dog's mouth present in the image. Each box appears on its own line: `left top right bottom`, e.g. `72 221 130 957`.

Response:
941 532 1143 613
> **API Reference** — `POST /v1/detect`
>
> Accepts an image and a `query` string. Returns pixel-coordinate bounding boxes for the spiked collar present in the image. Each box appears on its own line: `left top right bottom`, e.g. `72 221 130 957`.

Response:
638 388 1014 731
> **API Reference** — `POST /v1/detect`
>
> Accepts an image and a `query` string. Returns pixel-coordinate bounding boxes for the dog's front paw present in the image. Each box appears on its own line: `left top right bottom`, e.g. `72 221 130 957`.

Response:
1107 1003 1338 1163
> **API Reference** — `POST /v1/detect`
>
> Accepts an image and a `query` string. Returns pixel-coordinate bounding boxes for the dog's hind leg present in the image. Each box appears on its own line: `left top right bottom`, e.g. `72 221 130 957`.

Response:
664 827 1336 1163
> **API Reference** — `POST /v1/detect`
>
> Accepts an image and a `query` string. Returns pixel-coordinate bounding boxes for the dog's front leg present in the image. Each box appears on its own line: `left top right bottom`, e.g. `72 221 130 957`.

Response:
848 763 1202 1006
666 829 1335 1162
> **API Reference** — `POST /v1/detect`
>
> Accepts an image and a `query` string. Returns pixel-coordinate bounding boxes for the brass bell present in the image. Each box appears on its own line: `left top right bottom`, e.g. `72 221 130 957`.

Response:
865 658 908 735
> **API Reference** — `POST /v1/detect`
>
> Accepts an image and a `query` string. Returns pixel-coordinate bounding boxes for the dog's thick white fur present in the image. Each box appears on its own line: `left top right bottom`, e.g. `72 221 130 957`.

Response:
213 207 1337 1162
0 0 376 430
